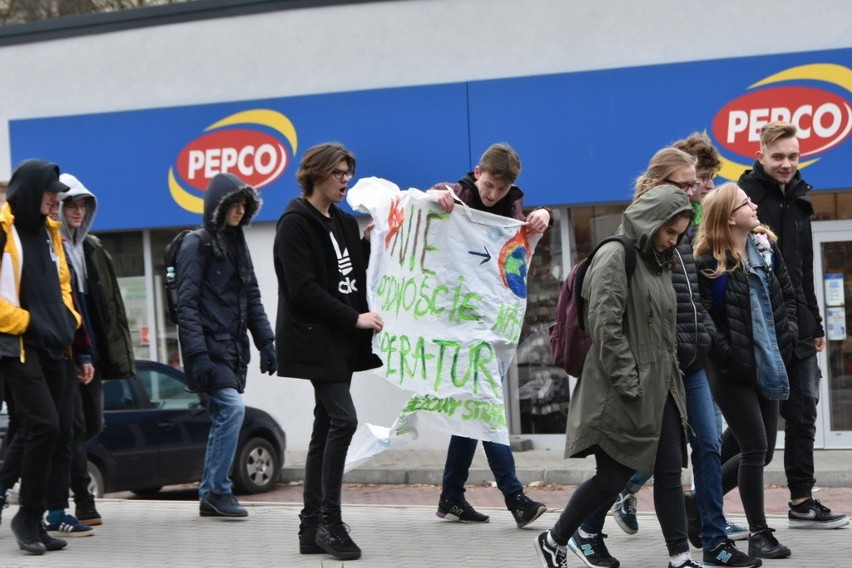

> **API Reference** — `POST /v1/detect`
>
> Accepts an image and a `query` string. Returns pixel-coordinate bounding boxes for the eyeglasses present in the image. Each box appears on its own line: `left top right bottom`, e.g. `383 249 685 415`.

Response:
664 178 701 192
731 196 755 213
697 173 717 185
331 168 354 181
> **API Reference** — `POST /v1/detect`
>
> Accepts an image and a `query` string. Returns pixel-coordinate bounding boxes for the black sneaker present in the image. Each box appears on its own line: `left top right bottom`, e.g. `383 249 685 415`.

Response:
534 530 567 568
667 560 701 568
0 494 6 526
315 518 361 561
11 509 46 555
507 492 547 528
703 540 762 567
788 498 849 529
75 494 102 526
436 497 490 523
568 530 620 568
747 527 791 559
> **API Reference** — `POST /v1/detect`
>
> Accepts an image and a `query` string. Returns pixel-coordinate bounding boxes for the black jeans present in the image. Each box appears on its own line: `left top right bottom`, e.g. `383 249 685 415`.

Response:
69 376 104 501
552 396 689 556
301 378 358 523
0 351 73 515
780 353 820 500
709 368 778 531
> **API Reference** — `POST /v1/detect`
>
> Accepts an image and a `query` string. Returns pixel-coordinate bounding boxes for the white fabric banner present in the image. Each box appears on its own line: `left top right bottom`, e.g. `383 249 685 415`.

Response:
345 177 540 467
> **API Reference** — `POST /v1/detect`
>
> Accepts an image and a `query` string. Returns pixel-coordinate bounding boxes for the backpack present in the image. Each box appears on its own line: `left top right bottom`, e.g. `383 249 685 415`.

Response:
549 234 637 377
163 228 213 325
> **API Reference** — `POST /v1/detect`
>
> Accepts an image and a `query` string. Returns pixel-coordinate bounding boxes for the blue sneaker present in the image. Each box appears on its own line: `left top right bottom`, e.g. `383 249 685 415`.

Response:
610 490 638 535
723 519 748 541
46 513 95 537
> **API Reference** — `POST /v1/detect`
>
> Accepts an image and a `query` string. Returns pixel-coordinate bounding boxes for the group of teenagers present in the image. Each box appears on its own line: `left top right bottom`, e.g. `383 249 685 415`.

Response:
532 121 849 568
0 123 847 565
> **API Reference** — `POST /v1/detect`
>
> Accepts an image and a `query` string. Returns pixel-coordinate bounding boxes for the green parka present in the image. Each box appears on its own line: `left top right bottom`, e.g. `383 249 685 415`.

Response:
564 185 693 472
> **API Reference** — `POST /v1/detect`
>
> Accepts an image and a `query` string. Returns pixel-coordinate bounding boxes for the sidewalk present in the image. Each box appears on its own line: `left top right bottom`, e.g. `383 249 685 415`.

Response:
0 499 847 568
282 448 852 487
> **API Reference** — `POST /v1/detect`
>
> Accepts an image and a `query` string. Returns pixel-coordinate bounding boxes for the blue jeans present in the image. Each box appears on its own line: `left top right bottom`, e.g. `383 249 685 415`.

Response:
582 370 726 549
441 436 523 503
198 387 245 501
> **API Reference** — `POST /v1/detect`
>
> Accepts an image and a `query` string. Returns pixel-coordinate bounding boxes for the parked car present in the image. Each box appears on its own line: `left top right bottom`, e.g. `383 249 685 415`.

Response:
0 360 286 498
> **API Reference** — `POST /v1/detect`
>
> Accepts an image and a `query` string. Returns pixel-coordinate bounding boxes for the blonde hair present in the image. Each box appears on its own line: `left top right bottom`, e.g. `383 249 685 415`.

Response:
760 121 797 149
693 182 777 277
633 147 697 200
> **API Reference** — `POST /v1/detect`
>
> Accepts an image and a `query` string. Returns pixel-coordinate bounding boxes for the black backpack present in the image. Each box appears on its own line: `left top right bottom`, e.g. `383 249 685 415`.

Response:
549 234 637 377
163 228 213 325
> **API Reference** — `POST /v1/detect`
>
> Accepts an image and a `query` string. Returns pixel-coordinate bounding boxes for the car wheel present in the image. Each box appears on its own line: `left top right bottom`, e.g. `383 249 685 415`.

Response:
233 437 279 494
131 486 164 497
87 461 105 498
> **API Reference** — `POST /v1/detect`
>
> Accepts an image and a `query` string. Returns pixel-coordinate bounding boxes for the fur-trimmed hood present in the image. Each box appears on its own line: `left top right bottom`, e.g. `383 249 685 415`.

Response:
203 173 261 231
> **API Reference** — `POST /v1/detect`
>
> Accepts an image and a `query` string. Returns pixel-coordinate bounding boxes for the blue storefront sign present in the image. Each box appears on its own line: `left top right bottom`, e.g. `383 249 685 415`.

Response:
9 48 850 230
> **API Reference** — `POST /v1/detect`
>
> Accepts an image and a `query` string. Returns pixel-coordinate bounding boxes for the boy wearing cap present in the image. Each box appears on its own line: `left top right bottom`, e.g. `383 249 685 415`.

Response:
427 142 551 528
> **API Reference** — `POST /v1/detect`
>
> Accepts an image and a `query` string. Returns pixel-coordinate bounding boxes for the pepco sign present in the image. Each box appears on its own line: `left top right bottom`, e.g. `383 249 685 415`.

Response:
168 109 298 213
710 63 851 178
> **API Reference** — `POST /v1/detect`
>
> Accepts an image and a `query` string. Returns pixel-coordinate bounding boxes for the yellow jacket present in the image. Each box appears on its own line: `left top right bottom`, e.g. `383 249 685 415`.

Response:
0 202 81 362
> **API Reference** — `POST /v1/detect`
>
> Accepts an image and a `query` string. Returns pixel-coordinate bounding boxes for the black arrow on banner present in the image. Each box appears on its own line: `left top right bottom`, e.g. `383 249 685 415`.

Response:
468 246 491 265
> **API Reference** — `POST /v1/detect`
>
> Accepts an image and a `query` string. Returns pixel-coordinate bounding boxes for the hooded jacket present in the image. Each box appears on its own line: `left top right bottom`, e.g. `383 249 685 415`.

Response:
739 162 823 358
274 198 382 382
564 185 692 473
58 174 135 379
176 173 274 393
0 159 80 360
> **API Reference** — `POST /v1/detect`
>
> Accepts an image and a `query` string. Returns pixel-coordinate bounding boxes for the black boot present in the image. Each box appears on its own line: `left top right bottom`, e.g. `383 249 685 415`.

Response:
315 512 361 561
299 514 322 554
11 509 46 555
38 522 68 551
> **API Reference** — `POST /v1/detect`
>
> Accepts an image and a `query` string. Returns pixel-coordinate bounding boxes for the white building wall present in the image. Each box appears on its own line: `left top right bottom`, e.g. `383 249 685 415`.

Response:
1 0 850 449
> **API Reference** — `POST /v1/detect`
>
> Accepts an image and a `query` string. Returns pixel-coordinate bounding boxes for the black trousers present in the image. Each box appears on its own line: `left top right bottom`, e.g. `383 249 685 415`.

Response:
69 375 104 500
301 377 358 523
710 369 778 531
0 351 74 515
552 396 689 556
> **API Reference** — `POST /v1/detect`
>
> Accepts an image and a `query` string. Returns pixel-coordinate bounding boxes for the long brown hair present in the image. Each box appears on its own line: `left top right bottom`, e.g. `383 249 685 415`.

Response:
693 182 776 277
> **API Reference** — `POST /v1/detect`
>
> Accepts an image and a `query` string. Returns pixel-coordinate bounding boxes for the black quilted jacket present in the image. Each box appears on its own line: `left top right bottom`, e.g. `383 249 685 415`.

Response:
696 242 798 386
672 229 714 375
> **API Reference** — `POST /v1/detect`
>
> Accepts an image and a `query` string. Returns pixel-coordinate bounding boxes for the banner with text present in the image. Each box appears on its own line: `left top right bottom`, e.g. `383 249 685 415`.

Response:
347 178 541 456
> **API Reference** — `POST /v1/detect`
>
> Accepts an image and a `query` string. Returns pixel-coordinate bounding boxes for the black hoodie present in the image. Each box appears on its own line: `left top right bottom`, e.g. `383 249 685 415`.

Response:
5 159 77 358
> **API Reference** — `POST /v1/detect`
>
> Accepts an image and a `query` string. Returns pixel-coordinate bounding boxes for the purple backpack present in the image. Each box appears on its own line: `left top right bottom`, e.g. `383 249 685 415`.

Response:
549 235 636 377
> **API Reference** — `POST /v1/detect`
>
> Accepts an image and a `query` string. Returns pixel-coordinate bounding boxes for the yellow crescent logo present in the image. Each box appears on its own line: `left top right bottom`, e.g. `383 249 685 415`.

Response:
168 109 298 213
717 63 850 180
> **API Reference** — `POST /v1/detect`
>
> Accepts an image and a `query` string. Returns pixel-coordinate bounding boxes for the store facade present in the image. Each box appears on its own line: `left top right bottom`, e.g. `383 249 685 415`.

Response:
1 0 850 450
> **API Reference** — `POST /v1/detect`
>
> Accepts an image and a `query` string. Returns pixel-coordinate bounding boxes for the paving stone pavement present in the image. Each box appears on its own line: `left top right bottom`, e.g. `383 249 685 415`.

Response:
0 499 847 568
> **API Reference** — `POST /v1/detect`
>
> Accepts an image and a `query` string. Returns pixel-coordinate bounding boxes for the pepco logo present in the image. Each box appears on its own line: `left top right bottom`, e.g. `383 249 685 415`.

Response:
168 109 298 213
710 64 851 180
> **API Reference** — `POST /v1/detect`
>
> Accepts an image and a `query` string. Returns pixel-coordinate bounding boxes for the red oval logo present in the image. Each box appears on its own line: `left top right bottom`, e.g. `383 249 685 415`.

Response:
712 86 852 158
176 128 289 190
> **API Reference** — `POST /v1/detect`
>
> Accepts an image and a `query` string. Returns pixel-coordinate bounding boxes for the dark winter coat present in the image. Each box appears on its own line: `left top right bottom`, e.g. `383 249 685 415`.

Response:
696 241 798 387
739 163 824 358
672 228 715 375
176 173 274 393
273 198 381 382
565 185 692 473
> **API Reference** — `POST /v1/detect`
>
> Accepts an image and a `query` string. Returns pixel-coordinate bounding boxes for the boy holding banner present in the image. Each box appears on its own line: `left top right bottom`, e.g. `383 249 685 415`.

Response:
428 142 551 528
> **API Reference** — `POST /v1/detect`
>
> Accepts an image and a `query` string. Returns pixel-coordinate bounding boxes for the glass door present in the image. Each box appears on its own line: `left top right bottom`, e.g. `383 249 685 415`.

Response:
812 221 852 448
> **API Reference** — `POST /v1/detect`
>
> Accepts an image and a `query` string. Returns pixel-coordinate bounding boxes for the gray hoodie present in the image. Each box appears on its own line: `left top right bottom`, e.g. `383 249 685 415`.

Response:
58 173 98 294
